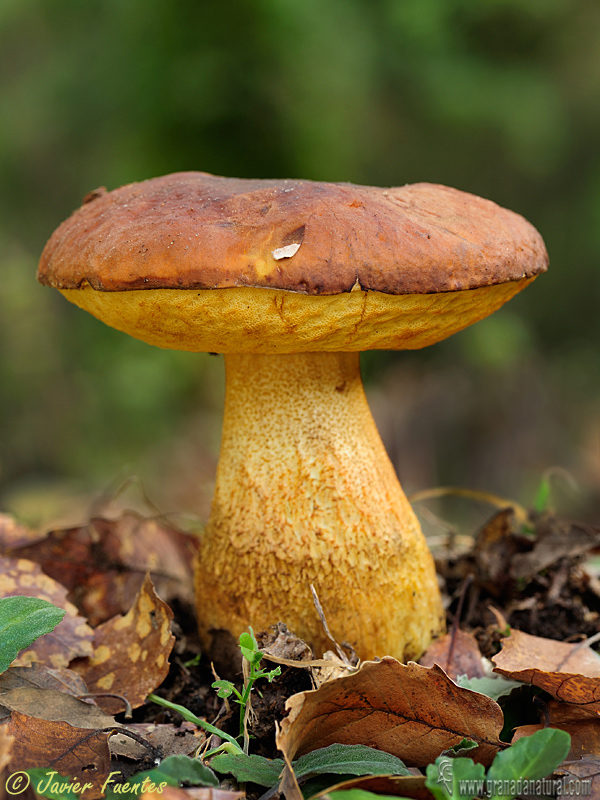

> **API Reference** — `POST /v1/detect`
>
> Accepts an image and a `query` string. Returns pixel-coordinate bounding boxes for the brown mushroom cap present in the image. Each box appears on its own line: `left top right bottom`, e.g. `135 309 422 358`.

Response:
37 172 548 354
39 171 547 294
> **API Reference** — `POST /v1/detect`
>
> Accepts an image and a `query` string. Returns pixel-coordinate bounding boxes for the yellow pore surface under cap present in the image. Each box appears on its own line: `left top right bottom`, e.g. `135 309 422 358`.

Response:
60 277 534 353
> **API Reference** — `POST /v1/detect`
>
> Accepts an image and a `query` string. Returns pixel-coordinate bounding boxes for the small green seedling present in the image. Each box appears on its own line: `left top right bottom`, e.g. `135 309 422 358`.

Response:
212 627 281 743
148 693 242 754
0 595 66 674
150 627 280 756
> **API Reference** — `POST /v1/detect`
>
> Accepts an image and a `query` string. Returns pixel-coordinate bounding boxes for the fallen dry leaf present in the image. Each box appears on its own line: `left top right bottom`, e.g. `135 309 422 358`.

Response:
277 657 504 768
0 556 93 667
0 515 41 551
474 508 522 594
511 516 600 580
0 684 115 729
493 629 600 710
75 574 175 712
7 711 111 797
109 721 204 759
419 629 486 680
0 664 88 696
8 512 198 625
514 699 600 759
257 623 314 662
556 758 600 800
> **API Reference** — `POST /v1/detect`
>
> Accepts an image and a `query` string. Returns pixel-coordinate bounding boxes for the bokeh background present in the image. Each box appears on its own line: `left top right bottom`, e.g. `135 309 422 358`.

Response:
1 0 599 532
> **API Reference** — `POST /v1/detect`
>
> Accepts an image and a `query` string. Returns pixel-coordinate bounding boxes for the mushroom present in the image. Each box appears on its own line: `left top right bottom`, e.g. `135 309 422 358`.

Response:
37 172 548 661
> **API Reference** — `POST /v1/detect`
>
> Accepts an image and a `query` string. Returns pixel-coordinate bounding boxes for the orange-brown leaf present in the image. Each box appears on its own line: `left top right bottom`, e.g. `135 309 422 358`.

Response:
513 699 600 760
419 630 485 680
493 629 600 710
278 657 504 768
7 711 111 797
9 513 198 625
75 574 175 710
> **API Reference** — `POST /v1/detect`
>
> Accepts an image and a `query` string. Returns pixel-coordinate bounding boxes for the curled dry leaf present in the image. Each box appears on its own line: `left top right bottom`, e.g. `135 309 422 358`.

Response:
257 623 314 662
493 629 600 710
513 699 600 760
0 556 93 667
474 508 522 593
8 512 199 626
311 650 356 687
419 629 486 681
75 574 175 711
7 710 111 798
510 516 600 580
277 657 504 769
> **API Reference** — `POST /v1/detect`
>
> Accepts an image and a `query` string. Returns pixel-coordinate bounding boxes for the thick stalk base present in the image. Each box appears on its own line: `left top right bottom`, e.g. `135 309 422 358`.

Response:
195 352 444 661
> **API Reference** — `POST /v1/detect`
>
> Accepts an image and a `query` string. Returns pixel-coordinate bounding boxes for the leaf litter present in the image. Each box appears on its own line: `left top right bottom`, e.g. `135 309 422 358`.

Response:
0 500 598 798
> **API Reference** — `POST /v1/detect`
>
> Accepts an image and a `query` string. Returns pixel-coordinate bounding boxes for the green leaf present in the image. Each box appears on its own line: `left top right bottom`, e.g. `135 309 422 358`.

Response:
441 738 478 756
327 790 404 800
487 728 571 800
263 665 282 682
210 752 285 786
0 596 65 674
533 477 551 513
456 674 524 702
239 627 262 665
129 755 219 789
211 744 410 789
212 679 236 699
425 756 485 800
26 769 85 799
294 744 412 780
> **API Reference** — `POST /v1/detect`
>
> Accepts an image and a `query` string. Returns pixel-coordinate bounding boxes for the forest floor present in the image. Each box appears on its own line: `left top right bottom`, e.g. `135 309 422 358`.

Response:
0 495 599 800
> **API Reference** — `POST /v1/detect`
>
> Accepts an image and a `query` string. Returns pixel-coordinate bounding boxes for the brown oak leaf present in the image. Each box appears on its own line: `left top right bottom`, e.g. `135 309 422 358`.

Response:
514 699 600 760
277 657 505 768
493 629 600 711
7 711 111 798
8 513 198 625
419 629 486 680
75 574 175 712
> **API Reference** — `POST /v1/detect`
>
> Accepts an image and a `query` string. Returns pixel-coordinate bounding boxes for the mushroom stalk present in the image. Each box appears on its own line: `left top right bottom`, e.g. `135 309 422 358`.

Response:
195 351 445 661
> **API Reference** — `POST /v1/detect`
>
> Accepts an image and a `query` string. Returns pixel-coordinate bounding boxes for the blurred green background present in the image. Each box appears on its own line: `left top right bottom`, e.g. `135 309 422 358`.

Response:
1 0 599 530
